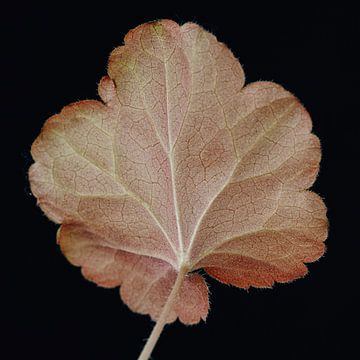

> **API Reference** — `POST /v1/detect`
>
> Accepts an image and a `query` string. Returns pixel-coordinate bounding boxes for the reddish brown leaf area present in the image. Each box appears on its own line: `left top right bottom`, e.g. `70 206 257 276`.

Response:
29 19 328 324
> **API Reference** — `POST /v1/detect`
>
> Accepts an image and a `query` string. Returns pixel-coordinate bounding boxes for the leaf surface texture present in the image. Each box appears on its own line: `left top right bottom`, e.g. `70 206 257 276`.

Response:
29 20 328 324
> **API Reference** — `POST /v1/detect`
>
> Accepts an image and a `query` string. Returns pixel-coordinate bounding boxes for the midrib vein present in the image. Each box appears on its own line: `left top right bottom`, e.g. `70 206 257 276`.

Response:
162 42 185 259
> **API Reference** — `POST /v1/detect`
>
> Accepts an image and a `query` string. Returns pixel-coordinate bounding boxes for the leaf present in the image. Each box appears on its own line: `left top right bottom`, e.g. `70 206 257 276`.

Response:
29 20 328 326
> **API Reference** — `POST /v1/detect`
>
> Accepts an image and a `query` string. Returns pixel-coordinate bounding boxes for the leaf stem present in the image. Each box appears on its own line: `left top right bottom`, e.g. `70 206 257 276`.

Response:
137 266 188 360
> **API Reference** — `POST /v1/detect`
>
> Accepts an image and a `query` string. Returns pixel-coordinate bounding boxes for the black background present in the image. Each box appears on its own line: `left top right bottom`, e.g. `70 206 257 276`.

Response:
4 2 359 359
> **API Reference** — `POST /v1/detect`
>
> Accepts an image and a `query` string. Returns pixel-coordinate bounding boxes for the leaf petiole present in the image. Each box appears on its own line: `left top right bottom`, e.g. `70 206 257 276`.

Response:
137 265 188 360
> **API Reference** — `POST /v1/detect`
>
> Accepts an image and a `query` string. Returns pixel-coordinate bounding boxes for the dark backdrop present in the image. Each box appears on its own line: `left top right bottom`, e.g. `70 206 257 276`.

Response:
4 2 359 359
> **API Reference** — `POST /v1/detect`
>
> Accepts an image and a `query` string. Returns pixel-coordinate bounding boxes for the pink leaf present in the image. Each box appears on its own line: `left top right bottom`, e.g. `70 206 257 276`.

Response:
29 19 328 326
